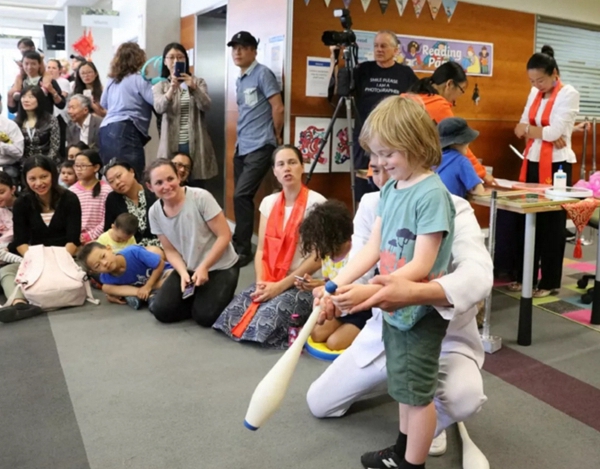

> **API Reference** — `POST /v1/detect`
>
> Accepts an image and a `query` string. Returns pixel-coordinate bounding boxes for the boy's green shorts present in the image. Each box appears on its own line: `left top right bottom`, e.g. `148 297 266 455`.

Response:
383 308 449 406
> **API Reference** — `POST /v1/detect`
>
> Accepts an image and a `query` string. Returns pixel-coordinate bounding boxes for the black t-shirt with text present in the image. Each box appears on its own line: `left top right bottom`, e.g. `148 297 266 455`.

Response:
355 61 418 125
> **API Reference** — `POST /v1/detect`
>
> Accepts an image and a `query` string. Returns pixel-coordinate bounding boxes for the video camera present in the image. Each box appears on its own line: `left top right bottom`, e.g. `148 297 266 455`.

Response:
321 9 356 47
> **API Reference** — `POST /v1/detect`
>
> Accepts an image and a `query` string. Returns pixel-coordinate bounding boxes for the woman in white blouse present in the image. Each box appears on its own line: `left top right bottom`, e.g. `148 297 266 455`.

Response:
510 45 580 297
153 43 217 187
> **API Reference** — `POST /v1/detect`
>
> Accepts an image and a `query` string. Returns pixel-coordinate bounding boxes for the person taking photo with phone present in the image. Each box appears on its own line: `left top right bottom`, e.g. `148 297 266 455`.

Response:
145 158 239 327
153 43 217 189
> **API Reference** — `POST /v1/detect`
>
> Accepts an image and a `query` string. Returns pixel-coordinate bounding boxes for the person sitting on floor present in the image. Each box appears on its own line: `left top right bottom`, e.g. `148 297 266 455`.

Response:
97 212 137 253
213 145 325 348
435 117 485 198
59 160 77 188
297 199 372 351
78 242 171 310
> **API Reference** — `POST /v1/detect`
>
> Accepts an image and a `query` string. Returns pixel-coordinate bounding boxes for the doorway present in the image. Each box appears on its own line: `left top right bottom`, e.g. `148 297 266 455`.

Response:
196 6 227 208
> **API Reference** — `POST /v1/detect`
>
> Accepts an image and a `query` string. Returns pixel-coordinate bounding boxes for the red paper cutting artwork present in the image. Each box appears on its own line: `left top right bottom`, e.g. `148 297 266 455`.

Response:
73 29 96 59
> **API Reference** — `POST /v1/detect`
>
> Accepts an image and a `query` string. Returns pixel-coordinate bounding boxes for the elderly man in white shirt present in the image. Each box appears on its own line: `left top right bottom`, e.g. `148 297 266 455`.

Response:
307 160 493 463
66 94 103 148
0 114 25 168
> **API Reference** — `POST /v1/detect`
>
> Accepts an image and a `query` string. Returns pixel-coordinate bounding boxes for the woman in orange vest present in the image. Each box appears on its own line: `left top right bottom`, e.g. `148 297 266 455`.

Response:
506 46 580 297
213 145 326 348
408 61 495 186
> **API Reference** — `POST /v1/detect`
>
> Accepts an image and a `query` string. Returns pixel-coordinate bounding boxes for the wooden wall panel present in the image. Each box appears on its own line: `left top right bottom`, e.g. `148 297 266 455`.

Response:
181 15 196 74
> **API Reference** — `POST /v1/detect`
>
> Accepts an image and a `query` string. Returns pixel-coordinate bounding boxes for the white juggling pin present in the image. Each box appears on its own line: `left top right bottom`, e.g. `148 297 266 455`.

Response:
243 281 337 430
457 422 490 469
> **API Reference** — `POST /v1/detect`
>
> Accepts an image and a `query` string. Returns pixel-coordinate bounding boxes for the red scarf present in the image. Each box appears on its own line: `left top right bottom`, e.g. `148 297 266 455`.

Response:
231 186 309 338
519 81 564 184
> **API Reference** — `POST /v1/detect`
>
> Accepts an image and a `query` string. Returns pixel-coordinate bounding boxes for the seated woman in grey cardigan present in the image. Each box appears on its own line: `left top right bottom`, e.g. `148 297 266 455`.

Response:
153 42 217 186
0 156 82 323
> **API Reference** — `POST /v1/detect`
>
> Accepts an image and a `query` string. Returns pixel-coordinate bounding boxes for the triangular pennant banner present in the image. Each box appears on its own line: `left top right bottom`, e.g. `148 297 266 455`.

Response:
395 0 408 15
304 0 310 4
442 0 458 22
361 0 372 11
343 0 352 8
379 0 389 13
428 0 442 19
324 0 331 6
412 0 427 18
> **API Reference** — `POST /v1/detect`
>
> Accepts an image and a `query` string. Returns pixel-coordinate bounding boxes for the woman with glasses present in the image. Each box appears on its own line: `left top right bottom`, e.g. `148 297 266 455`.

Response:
73 61 106 117
153 43 217 186
103 159 159 247
69 149 112 244
98 43 154 179
408 62 495 185
171 152 202 188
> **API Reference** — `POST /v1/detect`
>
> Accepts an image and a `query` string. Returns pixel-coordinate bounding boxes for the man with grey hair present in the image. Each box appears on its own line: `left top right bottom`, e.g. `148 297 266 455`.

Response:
330 30 418 201
66 94 103 148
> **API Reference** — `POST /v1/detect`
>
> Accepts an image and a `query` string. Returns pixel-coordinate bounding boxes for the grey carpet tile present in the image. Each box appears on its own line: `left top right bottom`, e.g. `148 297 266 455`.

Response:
0 314 91 469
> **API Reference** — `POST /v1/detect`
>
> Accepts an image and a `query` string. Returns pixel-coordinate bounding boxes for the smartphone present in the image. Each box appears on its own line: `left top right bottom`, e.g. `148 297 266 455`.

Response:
294 275 308 283
174 61 185 78
83 89 93 98
182 282 195 299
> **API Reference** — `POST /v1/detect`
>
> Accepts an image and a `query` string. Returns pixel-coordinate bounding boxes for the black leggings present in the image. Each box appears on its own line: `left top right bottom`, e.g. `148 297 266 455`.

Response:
149 266 240 327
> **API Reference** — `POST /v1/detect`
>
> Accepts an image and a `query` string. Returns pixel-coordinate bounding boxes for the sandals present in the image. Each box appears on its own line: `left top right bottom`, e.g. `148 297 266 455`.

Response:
533 288 559 298
507 282 522 292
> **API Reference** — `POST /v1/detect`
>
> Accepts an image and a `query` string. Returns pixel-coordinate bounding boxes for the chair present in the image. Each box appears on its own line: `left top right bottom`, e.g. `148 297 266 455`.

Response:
577 208 600 304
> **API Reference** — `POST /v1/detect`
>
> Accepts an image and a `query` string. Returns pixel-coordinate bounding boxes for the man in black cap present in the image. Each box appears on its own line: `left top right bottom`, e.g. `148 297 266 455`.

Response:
228 31 284 267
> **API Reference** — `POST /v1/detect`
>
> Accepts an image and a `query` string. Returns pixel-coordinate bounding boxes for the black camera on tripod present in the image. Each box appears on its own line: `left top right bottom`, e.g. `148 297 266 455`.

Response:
321 9 356 47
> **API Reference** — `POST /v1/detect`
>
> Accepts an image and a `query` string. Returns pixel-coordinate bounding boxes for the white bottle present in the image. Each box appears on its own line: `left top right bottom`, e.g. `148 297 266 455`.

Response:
553 166 567 190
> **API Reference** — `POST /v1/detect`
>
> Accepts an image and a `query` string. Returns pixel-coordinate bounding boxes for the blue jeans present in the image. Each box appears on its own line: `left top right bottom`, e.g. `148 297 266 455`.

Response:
99 120 148 180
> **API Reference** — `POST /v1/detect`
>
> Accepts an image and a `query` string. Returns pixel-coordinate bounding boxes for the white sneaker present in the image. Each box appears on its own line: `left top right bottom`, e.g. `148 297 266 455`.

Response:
429 430 447 456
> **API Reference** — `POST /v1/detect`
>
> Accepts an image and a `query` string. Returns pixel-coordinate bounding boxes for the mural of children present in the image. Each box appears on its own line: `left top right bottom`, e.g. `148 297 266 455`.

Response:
479 46 490 74
403 40 422 68
466 46 481 74
426 41 449 68
395 40 406 64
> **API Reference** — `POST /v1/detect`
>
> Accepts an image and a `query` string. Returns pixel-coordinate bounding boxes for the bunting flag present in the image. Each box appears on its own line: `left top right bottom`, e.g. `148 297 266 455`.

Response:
395 0 408 16
343 0 352 8
324 0 331 6
442 0 458 22
304 0 310 4
361 0 372 11
379 0 389 13
428 0 442 19
412 0 427 18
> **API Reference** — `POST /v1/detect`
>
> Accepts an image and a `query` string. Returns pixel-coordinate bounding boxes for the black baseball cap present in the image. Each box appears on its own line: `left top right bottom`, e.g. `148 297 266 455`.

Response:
227 31 258 48
70 54 85 61
438 117 479 148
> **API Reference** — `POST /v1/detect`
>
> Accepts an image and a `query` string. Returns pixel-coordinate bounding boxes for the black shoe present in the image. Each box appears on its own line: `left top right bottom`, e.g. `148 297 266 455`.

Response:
0 303 44 323
237 253 254 268
360 445 402 469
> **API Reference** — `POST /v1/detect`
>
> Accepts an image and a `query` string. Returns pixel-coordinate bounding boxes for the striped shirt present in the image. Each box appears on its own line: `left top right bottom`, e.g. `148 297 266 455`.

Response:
41 212 54 226
178 88 190 145
70 180 112 243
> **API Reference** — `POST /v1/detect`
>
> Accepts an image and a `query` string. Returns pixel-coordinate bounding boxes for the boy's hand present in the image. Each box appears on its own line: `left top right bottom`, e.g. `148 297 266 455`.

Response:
295 274 324 292
316 295 339 325
332 284 382 313
137 285 151 300
106 294 126 305
192 265 209 286
353 275 417 312
180 272 192 292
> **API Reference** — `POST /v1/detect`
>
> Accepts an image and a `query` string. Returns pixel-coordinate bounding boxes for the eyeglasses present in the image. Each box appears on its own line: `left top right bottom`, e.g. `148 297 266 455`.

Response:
173 162 191 171
74 164 94 169
454 81 466 94
165 56 186 61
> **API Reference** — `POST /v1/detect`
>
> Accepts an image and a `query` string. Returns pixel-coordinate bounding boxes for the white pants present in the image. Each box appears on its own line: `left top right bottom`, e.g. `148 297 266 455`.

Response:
306 351 487 435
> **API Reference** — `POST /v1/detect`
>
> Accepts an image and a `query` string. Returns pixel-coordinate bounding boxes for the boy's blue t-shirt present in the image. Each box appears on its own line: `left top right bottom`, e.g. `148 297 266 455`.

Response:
435 148 482 198
377 175 455 331
100 245 166 286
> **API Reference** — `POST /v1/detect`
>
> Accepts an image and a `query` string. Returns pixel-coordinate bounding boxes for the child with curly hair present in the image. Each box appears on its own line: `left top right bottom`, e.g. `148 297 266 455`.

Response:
297 199 372 350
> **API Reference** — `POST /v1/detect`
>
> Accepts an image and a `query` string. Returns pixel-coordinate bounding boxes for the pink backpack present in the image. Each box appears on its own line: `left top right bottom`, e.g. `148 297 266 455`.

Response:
6 245 99 310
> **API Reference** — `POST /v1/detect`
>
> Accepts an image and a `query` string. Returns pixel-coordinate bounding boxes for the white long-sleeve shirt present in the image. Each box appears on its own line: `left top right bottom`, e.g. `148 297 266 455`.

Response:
346 194 492 370
519 84 580 164
0 116 24 166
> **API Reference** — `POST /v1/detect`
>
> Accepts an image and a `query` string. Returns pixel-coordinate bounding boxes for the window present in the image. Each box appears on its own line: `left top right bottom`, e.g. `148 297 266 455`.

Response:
536 18 600 118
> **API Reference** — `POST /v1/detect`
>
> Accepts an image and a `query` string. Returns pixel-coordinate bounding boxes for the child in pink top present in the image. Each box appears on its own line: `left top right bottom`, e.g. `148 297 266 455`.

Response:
0 171 23 264
70 149 112 244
